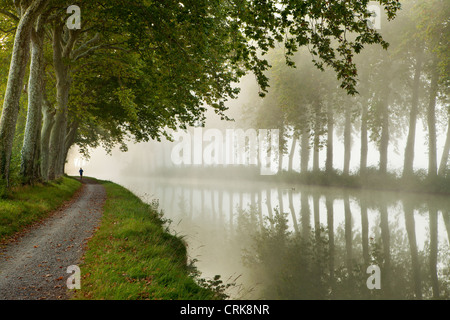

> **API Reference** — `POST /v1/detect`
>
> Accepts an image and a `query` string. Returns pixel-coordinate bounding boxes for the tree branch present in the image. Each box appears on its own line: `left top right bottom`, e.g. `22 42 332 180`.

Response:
73 42 128 61
0 9 19 21
0 27 16 34
71 33 100 59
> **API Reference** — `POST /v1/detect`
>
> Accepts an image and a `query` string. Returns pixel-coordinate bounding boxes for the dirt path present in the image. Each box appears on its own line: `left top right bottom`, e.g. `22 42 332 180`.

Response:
0 178 105 300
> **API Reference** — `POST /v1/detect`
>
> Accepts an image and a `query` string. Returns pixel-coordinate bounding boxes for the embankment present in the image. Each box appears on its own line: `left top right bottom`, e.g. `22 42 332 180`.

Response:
71 180 222 300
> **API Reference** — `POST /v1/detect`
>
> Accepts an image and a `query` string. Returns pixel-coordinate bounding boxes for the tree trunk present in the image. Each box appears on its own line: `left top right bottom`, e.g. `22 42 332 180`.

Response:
40 98 54 181
32 115 42 180
47 24 77 180
326 103 334 173
288 136 296 172
0 1 48 185
403 50 423 177
48 110 67 180
20 17 46 183
61 121 78 175
379 88 391 175
313 132 320 172
438 113 450 176
313 101 321 172
427 62 439 179
360 103 368 176
300 128 310 173
343 105 352 175
278 126 285 173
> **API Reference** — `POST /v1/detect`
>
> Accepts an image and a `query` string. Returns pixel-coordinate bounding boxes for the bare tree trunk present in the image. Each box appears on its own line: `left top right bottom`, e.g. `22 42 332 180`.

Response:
313 101 321 172
60 121 78 176
360 103 368 176
300 128 310 173
40 98 54 181
278 126 285 173
32 107 42 180
48 110 67 180
379 89 391 175
326 103 334 173
343 105 352 175
48 24 78 180
0 0 48 186
288 136 296 172
20 16 46 183
403 50 423 177
427 62 439 179
313 132 320 172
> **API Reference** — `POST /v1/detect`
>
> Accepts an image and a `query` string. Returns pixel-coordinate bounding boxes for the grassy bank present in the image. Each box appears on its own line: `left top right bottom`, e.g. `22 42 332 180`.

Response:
0 176 82 243
72 180 224 300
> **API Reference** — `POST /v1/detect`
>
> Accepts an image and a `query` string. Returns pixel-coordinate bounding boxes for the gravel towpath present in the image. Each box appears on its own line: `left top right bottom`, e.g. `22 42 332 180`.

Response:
0 178 105 300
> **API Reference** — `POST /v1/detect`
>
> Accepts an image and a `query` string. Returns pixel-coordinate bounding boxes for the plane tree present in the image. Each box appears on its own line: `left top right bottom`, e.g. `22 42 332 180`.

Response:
0 0 403 186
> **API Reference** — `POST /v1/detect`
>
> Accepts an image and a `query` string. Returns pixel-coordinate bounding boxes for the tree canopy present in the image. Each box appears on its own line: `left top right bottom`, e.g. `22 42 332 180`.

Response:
0 0 404 187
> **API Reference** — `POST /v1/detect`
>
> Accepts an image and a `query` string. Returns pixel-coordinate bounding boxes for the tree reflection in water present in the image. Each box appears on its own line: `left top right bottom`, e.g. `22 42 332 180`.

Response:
232 190 450 300
131 179 450 300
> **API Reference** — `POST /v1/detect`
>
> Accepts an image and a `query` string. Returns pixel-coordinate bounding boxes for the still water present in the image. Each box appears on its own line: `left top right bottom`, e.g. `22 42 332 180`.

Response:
109 176 450 300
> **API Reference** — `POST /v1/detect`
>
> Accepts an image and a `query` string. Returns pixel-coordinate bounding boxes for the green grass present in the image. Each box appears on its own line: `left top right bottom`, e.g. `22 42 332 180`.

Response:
0 176 82 243
71 180 224 300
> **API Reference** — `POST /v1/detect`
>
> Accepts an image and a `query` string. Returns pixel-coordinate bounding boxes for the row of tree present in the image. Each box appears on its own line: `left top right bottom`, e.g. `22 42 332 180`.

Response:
0 0 403 188
243 0 449 178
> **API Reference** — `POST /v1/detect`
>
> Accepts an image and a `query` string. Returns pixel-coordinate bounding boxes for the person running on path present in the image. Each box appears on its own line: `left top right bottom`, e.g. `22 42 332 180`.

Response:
79 168 84 180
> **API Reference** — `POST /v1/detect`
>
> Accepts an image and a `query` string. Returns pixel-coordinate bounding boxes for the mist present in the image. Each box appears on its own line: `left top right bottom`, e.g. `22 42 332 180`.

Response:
65 1 449 300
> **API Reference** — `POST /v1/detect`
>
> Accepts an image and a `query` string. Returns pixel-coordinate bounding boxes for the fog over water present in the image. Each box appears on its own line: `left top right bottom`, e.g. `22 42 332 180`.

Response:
67 76 450 300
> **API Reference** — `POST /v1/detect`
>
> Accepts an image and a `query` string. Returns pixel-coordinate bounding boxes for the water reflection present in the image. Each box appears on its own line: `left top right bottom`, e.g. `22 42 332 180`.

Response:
122 177 450 300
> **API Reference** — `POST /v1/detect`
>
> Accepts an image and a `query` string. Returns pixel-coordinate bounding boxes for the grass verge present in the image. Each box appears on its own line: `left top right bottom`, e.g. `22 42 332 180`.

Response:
71 180 225 300
0 176 82 243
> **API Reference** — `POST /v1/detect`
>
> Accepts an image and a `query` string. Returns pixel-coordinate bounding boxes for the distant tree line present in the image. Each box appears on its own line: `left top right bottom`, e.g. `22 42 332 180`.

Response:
244 0 449 180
